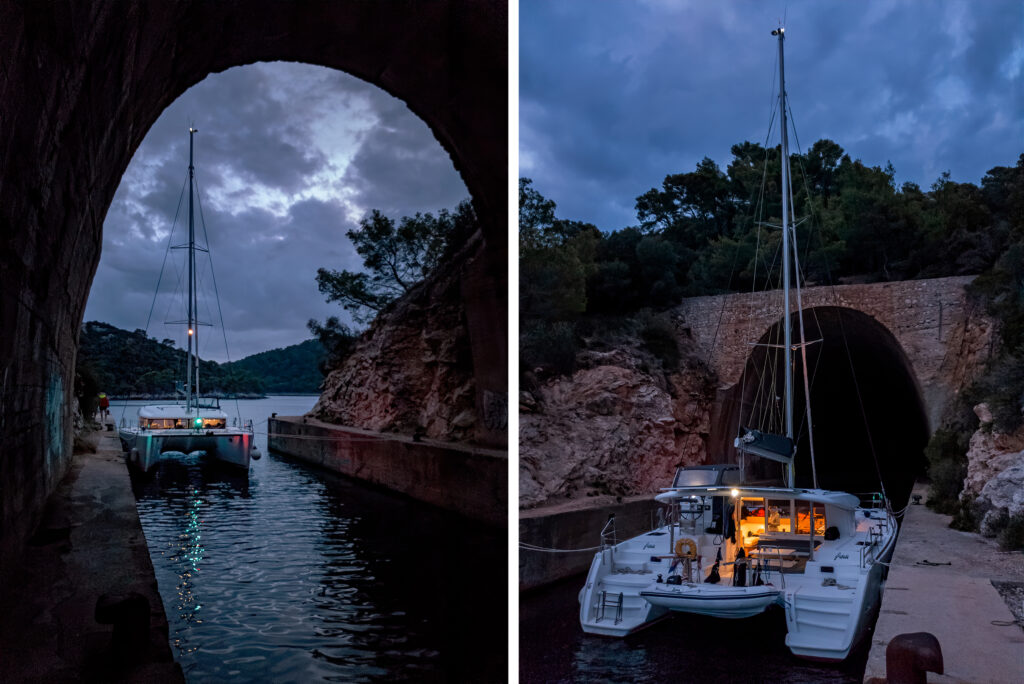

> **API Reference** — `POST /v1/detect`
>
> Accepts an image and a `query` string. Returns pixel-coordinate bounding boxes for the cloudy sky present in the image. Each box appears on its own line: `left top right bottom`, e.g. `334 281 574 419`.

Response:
521 0 1023 231
84 62 468 361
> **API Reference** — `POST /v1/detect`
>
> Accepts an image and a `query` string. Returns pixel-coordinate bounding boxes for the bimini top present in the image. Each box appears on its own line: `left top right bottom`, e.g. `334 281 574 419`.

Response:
655 486 861 510
138 404 228 420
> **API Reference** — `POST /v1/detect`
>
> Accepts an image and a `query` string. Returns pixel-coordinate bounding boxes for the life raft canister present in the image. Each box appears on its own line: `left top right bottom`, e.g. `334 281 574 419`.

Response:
674 537 697 558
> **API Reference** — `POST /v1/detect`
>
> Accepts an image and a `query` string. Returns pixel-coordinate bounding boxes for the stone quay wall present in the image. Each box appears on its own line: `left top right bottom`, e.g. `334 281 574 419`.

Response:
268 416 506 527
519 496 662 591
673 275 994 430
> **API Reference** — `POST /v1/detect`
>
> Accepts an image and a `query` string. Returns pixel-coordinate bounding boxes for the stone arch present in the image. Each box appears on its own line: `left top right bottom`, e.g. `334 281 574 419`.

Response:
0 1 506 570
713 306 929 507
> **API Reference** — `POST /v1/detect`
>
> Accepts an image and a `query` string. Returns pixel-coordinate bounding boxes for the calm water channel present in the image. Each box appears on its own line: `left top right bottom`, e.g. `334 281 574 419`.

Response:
520 578 870 683
115 396 505 682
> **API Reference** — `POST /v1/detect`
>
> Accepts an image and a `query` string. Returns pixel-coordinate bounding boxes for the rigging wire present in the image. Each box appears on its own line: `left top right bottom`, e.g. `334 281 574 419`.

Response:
193 171 244 428
120 175 188 426
735 65 784 453
786 99 891 504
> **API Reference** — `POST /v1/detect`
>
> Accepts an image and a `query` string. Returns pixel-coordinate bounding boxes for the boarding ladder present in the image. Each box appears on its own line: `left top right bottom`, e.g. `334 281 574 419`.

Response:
597 591 624 625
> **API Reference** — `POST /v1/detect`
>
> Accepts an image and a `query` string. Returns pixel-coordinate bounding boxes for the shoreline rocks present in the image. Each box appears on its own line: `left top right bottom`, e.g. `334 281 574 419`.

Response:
519 318 715 509
962 403 1024 537
311 232 481 444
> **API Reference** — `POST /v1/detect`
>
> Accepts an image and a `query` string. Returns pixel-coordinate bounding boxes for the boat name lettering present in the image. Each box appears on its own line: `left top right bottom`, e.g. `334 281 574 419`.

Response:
833 552 849 560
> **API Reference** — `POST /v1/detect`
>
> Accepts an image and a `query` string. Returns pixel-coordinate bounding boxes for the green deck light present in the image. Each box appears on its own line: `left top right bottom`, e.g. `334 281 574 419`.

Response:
194 417 203 428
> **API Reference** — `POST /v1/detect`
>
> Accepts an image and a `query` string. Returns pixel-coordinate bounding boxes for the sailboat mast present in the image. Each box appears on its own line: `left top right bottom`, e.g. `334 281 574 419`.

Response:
186 128 197 413
775 27 795 488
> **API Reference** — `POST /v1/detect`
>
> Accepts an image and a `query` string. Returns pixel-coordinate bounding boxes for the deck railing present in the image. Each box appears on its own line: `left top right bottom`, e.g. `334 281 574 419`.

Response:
600 516 617 550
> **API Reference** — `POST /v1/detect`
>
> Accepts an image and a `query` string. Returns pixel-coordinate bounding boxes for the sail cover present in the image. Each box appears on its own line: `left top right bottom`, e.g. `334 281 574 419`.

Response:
734 427 794 464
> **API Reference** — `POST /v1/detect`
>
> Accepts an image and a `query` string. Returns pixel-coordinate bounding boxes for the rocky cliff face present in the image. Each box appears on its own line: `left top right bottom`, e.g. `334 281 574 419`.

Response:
962 403 1024 536
519 321 715 509
311 234 480 442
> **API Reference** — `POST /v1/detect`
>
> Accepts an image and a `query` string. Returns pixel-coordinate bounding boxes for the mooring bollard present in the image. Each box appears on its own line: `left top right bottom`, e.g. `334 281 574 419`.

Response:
867 632 943 684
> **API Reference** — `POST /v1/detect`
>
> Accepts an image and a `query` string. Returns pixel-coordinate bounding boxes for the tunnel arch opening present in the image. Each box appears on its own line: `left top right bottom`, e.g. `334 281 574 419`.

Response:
720 306 928 510
88 60 471 357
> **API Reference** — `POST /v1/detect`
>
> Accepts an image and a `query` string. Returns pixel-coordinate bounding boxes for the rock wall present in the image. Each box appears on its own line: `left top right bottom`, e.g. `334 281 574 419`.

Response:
312 231 484 443
962 403 1024 535
519 323 715 508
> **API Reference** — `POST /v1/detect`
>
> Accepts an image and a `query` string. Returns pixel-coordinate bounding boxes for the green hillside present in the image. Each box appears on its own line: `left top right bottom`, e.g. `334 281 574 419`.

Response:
77 321 325 397
227 339 326 394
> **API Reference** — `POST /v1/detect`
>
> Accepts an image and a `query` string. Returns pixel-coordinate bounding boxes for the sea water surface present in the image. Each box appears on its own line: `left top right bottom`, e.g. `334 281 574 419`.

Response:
114 396 505 682
520 576 870 683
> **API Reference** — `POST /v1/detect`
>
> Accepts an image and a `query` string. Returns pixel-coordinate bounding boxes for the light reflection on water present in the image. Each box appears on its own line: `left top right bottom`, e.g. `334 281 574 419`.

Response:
121 397 504 682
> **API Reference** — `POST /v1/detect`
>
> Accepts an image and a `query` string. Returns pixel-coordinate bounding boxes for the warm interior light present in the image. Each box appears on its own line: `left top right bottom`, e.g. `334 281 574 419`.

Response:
731 488 739 498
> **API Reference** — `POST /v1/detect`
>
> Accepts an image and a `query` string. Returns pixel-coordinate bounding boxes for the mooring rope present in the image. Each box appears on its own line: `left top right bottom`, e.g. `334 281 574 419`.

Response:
519 543 605 554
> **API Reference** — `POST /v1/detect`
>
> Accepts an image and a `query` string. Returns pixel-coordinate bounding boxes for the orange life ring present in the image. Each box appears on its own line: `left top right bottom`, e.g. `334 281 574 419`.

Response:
674 537 697 558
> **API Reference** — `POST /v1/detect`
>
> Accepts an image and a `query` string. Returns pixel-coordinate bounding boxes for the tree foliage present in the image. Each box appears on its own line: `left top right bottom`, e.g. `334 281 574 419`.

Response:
519 146 1024 383
519 178 600 321
315 200 477 324
306 316 358 375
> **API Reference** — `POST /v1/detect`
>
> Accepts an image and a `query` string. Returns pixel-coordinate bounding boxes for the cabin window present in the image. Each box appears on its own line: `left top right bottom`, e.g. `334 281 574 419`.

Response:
794 502 827 535
202 418 226 429
738 497 766 543
765 499 791 533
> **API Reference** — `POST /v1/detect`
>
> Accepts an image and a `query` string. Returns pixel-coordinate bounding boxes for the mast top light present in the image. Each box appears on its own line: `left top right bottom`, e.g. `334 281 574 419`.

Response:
772 28 784 36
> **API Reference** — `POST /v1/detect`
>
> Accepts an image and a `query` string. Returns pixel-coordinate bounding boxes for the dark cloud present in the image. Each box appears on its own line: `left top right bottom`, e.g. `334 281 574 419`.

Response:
85 62 468 361
521 0 1023 230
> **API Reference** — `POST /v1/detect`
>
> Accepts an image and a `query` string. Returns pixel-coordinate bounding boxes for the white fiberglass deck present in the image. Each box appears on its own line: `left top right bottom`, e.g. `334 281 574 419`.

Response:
579 488 896 661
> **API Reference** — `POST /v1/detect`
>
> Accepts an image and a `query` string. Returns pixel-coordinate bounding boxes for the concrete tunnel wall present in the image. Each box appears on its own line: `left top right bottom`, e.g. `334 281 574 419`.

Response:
0 0 508 575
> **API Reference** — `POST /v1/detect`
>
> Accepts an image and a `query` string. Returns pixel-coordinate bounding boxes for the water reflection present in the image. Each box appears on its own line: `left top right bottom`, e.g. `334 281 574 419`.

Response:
175 487 205 630
132 449 504 682
521 578 866 684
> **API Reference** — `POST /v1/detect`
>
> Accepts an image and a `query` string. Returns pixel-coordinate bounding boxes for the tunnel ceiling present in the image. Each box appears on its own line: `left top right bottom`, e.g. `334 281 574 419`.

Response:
734 306 929 508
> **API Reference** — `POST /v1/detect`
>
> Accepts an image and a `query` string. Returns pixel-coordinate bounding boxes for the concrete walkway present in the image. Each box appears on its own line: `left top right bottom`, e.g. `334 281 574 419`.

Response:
864 482 1024 683
0 428 183 683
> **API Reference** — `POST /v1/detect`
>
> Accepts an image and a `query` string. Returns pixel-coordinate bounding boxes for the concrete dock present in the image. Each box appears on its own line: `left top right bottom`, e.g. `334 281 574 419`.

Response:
519 494 660 591
864 482 1024 683
0 428 182 683
268 415 507 527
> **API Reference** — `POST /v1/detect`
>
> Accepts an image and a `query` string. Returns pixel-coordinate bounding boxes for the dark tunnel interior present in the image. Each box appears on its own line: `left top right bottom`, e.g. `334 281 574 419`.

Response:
727 306 929 511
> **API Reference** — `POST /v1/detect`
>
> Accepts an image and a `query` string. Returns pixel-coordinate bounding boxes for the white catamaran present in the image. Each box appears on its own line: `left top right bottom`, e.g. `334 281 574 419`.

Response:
118 128 260 472
578 28 898 662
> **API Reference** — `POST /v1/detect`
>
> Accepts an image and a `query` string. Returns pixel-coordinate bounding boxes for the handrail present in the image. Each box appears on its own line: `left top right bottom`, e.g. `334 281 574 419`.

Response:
859 527 884 568
600 517 617 550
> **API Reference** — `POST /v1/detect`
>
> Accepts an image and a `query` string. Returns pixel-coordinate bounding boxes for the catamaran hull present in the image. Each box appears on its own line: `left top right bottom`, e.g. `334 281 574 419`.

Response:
119 428 253 472
640 587 780 618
